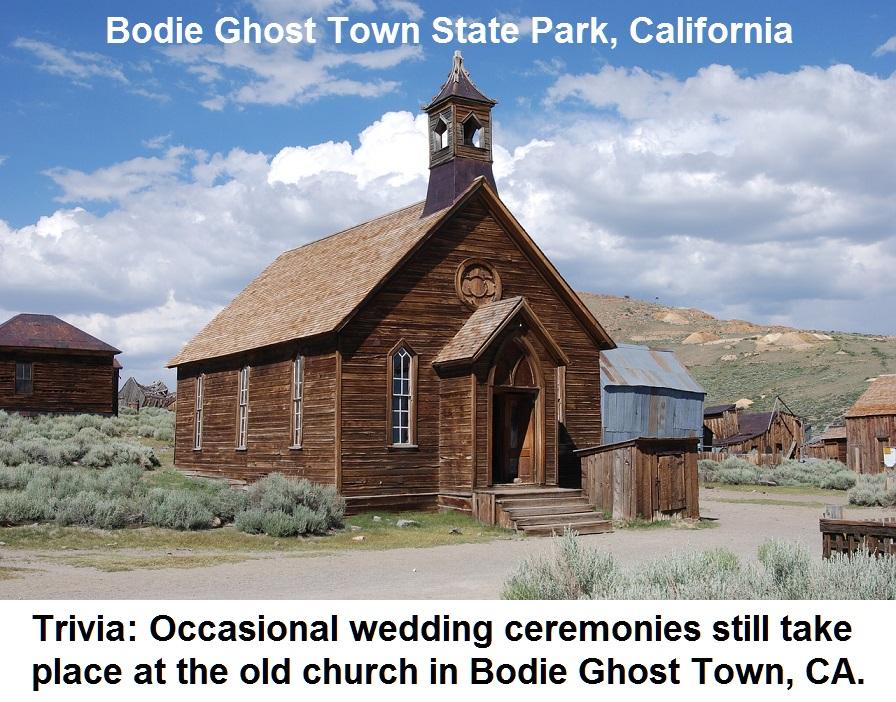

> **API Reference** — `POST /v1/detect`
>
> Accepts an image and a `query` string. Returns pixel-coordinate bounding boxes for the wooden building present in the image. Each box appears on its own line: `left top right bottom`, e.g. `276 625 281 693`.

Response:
845 375 896 474
802 425 848 463
0 313 121 416
702 403 739 447
577 438 699 521
703 398 804 466
169 53 615 530
600 343 705 445
118 377 176 411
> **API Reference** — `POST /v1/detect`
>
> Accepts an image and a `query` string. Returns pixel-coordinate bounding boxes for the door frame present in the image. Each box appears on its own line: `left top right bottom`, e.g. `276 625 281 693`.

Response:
485 335 546 487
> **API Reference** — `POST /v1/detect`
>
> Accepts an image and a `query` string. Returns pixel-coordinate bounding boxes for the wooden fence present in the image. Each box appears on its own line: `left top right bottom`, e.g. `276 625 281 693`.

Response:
820 517 896 558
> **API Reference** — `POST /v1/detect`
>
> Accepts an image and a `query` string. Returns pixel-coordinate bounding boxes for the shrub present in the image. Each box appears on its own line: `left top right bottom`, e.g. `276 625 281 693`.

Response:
0 463 37 490
502 532 896 600
235 474 345 537
848 473 896 507
0 491 50 525
699 456 855 490
146 490 214 530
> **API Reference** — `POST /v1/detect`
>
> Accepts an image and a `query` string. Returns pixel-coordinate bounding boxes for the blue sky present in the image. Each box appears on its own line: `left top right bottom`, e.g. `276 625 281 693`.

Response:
1 1 895 382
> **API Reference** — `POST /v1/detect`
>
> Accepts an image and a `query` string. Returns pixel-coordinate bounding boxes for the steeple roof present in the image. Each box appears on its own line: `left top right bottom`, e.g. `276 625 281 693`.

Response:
424 51 496 109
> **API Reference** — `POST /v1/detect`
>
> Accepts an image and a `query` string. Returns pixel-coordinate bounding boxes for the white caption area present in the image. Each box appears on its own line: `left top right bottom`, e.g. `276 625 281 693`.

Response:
0 600 891 700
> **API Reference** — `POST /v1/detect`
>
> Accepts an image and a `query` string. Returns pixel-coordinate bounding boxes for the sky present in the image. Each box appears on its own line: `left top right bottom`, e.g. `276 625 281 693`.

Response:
1 0 895 384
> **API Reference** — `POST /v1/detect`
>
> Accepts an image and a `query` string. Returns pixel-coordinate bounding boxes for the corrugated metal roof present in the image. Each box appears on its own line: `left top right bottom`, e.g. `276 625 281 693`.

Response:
601 343 704 395
704 403 736 416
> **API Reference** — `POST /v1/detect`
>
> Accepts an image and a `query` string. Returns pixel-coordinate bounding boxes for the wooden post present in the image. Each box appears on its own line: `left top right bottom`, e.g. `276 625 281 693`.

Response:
824 504 843 519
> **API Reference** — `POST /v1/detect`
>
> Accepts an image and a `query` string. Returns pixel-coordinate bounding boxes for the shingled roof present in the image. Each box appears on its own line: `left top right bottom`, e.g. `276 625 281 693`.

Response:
424 51 496 109
0 314 120 354
170 179 614 367
846 375 896 418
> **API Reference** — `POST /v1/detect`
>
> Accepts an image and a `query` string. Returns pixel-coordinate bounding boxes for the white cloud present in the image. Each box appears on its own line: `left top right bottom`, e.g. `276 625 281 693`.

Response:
382 0 425 21
166 43 421 108
873 34 896 56
13 37 168 100
3 62 895 384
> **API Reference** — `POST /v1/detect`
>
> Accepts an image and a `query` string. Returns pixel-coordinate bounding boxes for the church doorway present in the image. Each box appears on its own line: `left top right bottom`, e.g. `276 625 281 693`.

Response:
489 337 543 485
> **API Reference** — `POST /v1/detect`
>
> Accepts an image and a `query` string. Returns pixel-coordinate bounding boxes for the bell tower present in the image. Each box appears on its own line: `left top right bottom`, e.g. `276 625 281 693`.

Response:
422 51 497 216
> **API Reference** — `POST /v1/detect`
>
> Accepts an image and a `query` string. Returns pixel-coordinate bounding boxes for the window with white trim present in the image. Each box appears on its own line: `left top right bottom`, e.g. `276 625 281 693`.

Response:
292 355 303 447
15 362 33 395
390 346 414 445
237 366 249 449
194 374 204 449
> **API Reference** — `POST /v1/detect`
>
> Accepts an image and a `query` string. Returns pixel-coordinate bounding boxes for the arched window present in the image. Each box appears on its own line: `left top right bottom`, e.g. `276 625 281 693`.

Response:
291 355 304 447
388 342 417 446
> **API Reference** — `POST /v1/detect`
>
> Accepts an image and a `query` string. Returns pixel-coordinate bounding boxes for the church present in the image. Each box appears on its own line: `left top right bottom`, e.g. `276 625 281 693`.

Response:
169 53 617 530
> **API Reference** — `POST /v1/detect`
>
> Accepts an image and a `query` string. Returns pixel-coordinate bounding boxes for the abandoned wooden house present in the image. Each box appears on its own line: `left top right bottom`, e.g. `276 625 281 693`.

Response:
600 343 705 444
0 313 121 416
702 398 804 466
802 425 848 463
118 377 176 411
169 53 616 533
844 375 896 474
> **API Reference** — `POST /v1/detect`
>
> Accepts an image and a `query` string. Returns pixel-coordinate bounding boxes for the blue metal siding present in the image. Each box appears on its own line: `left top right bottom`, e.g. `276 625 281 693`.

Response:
602 386 705 443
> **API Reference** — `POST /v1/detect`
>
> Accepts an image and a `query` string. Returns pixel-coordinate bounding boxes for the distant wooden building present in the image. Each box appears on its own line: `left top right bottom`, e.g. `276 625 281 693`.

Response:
118 377 176 410
0 314 121 416
169 54 615 529
802 425 848 463
845 375 896 474
703 398 804 466
600 343 705 444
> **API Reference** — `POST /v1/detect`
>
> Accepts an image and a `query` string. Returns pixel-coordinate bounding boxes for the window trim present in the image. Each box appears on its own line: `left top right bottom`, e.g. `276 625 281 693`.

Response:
193 373 204 450
290 355 304 449
15 361 33 396
556 365 566 425
432 116 450 152
386 340 418 448
236 365 249 450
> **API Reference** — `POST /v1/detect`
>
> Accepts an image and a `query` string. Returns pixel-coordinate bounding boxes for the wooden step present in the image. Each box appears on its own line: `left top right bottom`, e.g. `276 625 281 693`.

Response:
513 511 604 527
502 501 593 518
521 521 613 537
497 494 585 509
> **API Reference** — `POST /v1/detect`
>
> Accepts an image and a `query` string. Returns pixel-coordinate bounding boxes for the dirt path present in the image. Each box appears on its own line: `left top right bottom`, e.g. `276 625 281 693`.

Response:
0 492 891 600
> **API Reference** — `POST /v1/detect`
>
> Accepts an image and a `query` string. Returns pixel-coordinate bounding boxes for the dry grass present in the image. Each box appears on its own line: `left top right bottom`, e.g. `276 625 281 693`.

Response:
53 553 252 572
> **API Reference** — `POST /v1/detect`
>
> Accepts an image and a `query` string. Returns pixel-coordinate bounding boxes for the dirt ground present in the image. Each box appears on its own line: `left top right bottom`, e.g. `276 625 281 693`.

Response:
0 488 892 600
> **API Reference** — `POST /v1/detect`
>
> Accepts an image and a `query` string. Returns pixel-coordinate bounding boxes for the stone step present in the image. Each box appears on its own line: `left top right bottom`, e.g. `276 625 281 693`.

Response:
520 521 613 537
513 511 604 527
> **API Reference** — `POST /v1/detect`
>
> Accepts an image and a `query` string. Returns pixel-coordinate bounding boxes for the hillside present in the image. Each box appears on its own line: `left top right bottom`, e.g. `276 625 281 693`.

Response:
579 293 896 433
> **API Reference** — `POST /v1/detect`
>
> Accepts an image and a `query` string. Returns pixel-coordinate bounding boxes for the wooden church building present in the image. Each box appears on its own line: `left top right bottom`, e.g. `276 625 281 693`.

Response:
170 54 615 528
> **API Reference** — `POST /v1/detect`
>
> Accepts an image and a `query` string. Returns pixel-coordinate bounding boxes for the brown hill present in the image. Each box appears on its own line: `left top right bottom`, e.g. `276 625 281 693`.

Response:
579 292 896 432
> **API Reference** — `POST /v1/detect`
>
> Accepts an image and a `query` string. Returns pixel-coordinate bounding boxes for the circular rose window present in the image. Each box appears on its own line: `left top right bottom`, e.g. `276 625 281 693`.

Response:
455 259 502 308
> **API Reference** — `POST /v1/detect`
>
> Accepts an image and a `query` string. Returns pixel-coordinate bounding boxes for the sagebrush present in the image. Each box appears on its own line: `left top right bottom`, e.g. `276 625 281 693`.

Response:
502 531 896 599
847 472 896 507
234 473 345 537
698 456 855 490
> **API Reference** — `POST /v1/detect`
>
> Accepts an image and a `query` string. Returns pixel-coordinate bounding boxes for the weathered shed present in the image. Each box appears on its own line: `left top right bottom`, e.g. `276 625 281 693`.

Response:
118 377 176 410
0 314 121 416
803 425 848 463
845 375 896 474
600 344 705 444
702 403 739 446
576 437 699 521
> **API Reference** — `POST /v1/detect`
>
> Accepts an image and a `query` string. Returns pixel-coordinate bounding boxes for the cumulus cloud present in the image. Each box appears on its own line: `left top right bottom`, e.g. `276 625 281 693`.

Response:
3 63 895 384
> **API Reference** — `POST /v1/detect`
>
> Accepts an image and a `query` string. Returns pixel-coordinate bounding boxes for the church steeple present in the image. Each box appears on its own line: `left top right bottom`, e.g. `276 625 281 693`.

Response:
422 52 497 216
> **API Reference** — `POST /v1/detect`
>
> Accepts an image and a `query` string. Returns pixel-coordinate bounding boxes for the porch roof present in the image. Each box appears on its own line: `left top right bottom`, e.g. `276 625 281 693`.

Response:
433 296 568 368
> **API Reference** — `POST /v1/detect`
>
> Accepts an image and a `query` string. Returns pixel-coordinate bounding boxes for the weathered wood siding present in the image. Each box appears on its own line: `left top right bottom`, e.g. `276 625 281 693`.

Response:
580 439 699 520
338 194 603 504
0 352 117 415
704 408 739 442
846 414 896 474
803 438 848 463
174 345 336 484
724 412 804 465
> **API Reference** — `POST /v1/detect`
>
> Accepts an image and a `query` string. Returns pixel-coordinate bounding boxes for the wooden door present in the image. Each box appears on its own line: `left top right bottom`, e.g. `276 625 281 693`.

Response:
493 392 535 483
656 453 687 513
